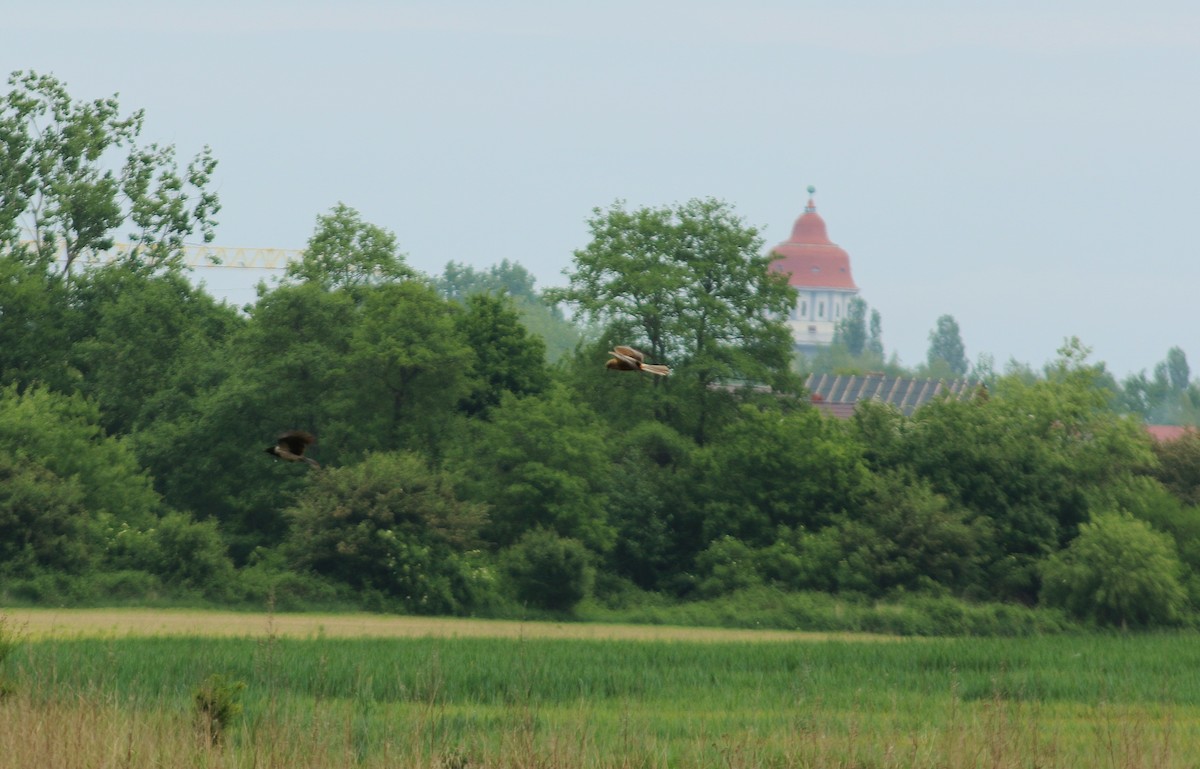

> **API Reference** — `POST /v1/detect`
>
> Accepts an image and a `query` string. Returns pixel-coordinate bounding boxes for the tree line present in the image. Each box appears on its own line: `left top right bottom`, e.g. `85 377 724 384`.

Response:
2 71 1199 630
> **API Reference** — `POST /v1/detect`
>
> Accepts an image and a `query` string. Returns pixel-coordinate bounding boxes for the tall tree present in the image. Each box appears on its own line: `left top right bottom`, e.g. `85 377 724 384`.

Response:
833 296 868 356
867 308 884 356
131 283 356 554
454 385 616 554
693 404 869 548
284 203 413 291
0 70 218 275
1161 346 1191 392
0 250 73 390
437 259 538 301
435 259 581 362
68 263 241 436
455 292 549 417
551 198 798 443
1119 347 1200 425
344 282 474 456
926 314 968 376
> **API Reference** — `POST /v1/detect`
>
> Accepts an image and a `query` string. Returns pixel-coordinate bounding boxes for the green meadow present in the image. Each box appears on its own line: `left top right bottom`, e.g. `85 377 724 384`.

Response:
2 612 1200 767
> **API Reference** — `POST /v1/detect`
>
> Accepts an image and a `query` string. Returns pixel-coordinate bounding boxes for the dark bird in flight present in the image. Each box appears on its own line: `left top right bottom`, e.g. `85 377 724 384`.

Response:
605 345 670 376
265 430 320 468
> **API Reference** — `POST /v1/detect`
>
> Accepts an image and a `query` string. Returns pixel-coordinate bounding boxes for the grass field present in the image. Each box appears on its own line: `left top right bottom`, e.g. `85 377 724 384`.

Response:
1 609 1198 768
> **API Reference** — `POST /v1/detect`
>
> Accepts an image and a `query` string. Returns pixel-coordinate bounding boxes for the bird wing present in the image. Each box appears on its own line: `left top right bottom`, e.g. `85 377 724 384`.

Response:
606 357 638 371
608 349 642 368
613 345 645 363
278 430 316 455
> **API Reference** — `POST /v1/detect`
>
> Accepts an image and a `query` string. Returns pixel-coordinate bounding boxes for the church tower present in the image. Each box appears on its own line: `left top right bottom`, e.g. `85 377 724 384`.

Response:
768 188 859 355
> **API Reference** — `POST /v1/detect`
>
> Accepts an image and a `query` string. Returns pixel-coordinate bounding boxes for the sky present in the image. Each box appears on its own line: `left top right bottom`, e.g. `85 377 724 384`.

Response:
8 1 1200 379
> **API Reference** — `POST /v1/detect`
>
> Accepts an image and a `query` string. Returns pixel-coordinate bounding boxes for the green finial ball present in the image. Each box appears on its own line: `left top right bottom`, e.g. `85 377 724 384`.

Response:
807 185 816 195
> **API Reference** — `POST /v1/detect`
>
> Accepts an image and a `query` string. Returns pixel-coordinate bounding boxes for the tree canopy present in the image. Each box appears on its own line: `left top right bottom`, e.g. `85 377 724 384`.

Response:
3 74 1200 630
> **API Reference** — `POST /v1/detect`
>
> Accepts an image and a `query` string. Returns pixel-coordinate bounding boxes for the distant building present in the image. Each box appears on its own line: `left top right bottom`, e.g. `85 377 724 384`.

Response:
768 187 859 355
805 373 979 419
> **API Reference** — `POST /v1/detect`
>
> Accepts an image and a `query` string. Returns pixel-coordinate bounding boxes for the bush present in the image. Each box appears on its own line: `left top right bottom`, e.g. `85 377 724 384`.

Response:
193 673 245 746
1041 511 1187 628
283 451 492 614
106 513 236 598
0 452 97 576
586 586 1076 637
695 536 762 598
501 528 594 612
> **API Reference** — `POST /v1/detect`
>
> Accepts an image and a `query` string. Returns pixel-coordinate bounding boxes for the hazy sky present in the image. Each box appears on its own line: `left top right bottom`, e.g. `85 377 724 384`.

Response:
9 1 1200 378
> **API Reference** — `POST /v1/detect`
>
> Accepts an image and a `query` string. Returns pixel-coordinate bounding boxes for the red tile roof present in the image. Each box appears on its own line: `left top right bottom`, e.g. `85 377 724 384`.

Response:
1146 425 1195 442
769 198 858 291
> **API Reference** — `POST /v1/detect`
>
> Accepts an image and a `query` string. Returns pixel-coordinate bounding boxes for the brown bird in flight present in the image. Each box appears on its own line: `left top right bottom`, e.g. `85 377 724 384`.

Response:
606 345 670 376
265 430 320 468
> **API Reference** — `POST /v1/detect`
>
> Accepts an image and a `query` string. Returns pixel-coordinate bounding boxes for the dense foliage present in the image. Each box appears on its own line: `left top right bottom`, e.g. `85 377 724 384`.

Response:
2 74 1198 631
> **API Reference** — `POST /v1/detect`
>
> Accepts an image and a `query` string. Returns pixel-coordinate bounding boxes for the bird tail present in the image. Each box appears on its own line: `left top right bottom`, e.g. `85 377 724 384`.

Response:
642 364 671 376
304 457 321 469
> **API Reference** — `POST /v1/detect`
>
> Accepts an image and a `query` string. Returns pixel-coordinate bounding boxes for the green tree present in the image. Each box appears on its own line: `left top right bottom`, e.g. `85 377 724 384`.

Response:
839 469 986 596
861 340 1156 601
284 203 413 291
0 385 161 529
926 314 967 377
693 404 868 548
1120 347 1200 425
344 282 474 456
1041 511 1186 627
68 263 242 436
1103 474 1200 604
436 259 581 362
812 298 893 375
694 535 762 598
130 282 354 555
0 70 218 275
1162 346 1190 392
455 385 616 553
1151 430 1200 507
0 250 74 390
551 198 798 443
833 296 868 356
455 292 549 417
437 259 538 301
867 308 884 357
603 421 697 591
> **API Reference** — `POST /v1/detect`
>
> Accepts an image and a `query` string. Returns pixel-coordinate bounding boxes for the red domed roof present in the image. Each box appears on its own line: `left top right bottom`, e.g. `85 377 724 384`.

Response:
769 197 857 290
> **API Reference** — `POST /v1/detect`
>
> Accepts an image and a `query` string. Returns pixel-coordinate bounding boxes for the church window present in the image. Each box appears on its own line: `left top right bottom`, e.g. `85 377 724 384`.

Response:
818 302 825 318
800 300 807 318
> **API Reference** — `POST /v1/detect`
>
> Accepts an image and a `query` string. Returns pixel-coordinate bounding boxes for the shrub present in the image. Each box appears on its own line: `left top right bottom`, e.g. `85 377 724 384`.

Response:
283 451 491 614
106 513 235 598
1041 511 1187 628
501 528 594 612
193 673 245 746
695 536 761 598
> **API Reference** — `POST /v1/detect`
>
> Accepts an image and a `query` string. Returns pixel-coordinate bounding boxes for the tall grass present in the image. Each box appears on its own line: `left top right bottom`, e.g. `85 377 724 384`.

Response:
4 625 1200 767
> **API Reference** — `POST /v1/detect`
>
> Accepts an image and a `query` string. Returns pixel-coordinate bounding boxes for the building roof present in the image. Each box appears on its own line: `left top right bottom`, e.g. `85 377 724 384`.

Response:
806 373 979 418
769 195 858 291
1146 425 1195 442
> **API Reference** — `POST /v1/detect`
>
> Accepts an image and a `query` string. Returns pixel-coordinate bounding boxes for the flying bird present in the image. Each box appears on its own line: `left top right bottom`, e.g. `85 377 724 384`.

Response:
265 430 320 468
605 345 670 376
